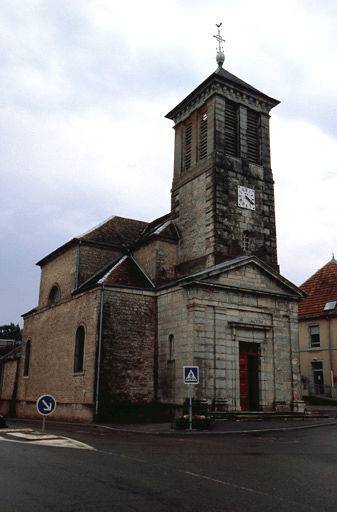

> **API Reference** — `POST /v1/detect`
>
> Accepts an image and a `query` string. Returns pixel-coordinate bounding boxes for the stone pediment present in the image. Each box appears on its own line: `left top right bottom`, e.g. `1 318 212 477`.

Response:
183 256 305 300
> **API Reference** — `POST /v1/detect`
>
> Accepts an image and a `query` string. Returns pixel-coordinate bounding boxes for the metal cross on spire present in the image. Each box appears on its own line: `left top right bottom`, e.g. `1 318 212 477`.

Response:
213 23 225 68
213 23 225 53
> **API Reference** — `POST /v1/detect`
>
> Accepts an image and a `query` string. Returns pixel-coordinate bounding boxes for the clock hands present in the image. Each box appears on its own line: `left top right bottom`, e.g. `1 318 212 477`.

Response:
244 194 255 205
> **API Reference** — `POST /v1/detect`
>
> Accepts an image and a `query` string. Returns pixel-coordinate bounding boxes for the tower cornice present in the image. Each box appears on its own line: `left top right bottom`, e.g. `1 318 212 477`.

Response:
165 68 279 125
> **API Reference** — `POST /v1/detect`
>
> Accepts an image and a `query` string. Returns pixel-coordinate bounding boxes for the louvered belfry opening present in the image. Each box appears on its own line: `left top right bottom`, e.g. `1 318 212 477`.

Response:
184 117 192 170
247 109 260 164
224 101 238 157
199 107 208 160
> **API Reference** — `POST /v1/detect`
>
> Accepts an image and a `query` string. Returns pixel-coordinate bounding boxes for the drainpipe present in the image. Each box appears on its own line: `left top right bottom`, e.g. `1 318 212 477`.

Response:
287 315 294 403
327 316 333 388
95 284 104 417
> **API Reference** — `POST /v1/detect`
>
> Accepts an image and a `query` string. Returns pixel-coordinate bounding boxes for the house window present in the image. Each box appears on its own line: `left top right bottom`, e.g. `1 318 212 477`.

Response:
169 334 175 361
48 285 60 306
74 326 85 373
184 117 192 170
199 107 208 160
23 339 31 377
225 101 238 157
309 324 320 348
247 109 260 164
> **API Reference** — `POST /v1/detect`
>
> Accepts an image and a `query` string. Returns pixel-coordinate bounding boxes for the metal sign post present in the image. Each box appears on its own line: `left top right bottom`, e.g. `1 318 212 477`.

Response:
36 395 56 434
183 366 199 430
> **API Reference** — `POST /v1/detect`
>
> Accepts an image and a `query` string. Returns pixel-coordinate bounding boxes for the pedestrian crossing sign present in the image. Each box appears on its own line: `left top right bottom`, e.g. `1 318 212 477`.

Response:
184 366 199 384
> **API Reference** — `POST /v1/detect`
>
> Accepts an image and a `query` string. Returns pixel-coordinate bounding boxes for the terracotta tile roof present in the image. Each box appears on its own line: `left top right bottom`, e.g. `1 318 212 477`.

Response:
299 258 337 318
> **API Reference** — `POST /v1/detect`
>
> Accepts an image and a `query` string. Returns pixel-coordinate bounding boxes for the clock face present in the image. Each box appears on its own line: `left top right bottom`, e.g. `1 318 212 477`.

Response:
238 186 255 210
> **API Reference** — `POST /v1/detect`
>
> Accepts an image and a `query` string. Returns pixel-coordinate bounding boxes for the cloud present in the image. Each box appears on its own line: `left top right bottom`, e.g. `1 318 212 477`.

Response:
1 0 337 324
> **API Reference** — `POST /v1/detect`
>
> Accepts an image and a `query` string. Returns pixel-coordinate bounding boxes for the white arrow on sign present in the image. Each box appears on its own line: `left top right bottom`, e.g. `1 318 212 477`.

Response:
42 400 53 412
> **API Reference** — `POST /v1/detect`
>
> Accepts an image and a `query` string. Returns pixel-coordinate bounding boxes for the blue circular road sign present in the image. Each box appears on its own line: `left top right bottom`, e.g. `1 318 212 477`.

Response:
36 395 56 416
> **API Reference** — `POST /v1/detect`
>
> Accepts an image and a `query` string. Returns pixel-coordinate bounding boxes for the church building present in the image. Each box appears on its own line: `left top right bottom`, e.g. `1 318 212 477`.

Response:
14 34 305 422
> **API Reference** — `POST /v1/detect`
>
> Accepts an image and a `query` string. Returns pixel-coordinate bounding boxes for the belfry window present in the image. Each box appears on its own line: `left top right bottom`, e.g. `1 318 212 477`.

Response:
199 107 208 160
74 326 85 373
247 109 260 164
225 101 238 157
184 117 192 170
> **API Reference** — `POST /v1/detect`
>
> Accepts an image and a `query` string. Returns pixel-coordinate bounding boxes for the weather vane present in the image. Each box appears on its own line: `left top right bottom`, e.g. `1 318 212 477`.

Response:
213 23 225 53
213 23 225 68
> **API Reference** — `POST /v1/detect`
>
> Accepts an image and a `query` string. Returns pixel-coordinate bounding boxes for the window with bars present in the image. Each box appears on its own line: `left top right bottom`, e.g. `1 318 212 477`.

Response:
184 117 192 170
225 101 238 157
247 110 260 164
199 108 208 160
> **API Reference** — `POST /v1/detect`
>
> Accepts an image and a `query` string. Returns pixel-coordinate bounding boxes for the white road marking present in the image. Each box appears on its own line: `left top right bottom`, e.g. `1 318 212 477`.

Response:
0 430 95 450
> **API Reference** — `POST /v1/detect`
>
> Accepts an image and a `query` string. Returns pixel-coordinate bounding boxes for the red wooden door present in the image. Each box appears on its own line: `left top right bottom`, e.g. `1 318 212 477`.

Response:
239 352 249 411
239 343 259 411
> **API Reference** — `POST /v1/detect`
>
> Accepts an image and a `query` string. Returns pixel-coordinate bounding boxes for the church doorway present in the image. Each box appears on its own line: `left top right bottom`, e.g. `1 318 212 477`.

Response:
239 342 259 411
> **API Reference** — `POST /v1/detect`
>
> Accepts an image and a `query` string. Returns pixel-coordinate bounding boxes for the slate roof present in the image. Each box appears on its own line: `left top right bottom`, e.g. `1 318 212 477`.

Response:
76 254 155 291
131 213 179 249
98 256 154 288
299 258 337 318
81 216 148 246
37 215 159 266
166 66 279 121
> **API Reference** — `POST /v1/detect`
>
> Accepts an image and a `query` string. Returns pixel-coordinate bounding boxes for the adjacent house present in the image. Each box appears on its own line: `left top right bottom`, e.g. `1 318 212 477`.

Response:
0 342 22 417
12 47 305 422
299 257 337 398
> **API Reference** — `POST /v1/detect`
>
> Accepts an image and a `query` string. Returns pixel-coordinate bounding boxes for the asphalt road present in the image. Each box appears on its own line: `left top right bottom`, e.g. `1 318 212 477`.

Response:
1 421 337 511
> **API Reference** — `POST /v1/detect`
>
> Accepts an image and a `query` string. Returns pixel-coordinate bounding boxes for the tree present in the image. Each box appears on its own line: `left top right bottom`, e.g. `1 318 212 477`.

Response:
0 323 22 341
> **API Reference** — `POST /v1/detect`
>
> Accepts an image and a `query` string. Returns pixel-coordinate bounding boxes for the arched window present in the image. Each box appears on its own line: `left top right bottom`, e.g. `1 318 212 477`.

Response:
169 334 175 361
23 340 31 377
74 326 85 373
48 285 60 306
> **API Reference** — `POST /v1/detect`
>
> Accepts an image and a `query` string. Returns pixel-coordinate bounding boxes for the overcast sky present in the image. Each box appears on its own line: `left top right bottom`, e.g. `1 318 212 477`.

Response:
1 0 337 327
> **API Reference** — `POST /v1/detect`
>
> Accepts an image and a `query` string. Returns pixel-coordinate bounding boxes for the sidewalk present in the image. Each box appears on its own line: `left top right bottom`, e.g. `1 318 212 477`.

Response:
3 406 337 436
99 406 337 435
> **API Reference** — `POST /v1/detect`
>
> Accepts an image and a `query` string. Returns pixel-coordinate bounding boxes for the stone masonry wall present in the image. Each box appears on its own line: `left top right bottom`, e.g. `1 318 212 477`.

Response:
157 275 301 411
78 243 124 287
38 246 78 309
133 239 177 286
17 289 100 422
98 287 156 417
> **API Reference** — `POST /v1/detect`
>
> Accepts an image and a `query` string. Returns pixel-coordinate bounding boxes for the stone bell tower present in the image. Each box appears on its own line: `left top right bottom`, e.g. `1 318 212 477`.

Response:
166 28 280 278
